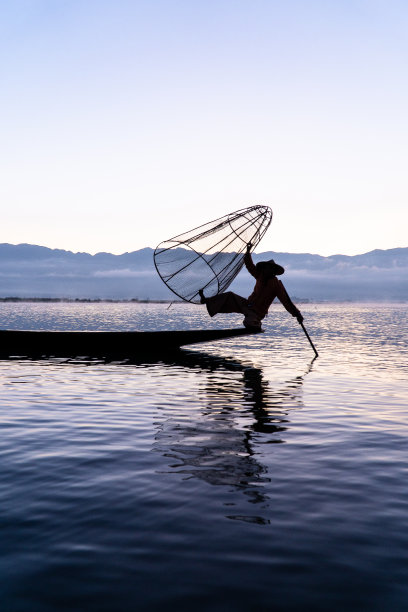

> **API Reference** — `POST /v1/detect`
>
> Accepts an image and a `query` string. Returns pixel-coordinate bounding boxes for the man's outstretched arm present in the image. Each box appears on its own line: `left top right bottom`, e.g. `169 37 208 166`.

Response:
244 243 258 278
276 280 303 323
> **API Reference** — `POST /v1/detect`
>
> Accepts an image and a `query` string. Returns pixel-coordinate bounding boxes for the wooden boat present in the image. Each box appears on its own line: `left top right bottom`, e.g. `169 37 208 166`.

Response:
0 327 263 358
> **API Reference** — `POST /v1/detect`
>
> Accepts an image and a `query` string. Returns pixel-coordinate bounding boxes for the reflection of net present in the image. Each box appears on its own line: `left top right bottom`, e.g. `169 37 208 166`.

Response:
154 205 272 303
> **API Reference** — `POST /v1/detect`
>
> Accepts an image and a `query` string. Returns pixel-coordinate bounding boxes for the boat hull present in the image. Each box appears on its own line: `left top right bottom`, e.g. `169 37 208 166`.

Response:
0 328 262 358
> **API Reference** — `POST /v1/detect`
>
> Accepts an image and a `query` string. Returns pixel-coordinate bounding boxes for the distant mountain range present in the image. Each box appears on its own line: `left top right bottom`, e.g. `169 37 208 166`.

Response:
0 243 407 301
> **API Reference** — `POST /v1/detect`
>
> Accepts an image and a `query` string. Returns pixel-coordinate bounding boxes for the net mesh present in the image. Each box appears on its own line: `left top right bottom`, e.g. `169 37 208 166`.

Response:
154 205 273 303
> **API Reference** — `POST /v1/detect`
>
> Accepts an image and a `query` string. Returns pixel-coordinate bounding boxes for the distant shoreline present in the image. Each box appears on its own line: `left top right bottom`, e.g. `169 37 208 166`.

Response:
0 297 406 304
0 297 178 304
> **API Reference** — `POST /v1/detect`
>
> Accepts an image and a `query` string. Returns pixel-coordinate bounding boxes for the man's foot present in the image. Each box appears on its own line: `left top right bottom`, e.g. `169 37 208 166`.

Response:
243 314 262 331
244 323 263 331
198 289 206 304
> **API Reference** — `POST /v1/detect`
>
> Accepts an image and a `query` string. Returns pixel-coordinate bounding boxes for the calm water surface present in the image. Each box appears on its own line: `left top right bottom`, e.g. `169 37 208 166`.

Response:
0 302 407 611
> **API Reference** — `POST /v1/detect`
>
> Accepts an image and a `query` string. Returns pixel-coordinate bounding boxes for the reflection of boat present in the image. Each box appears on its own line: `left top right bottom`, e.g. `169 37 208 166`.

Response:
0 327 262 358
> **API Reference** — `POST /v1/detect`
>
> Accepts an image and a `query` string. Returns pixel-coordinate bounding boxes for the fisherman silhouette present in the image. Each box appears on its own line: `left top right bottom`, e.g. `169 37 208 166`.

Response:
199 243 303 330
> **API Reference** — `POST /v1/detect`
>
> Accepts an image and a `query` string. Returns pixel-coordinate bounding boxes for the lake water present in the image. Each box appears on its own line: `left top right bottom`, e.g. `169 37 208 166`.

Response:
0 302 407 611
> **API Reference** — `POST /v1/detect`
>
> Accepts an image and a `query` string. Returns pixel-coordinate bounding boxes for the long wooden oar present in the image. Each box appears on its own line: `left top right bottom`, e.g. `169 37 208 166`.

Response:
280 283 318 357
299 320 318 358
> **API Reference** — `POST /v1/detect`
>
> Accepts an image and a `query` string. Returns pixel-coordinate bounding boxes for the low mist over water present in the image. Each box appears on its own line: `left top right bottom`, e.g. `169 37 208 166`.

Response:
0 302 407 610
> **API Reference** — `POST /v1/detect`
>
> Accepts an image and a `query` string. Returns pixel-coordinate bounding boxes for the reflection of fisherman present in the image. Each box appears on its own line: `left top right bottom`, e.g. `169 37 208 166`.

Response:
199 243 303 330
153 351 310 519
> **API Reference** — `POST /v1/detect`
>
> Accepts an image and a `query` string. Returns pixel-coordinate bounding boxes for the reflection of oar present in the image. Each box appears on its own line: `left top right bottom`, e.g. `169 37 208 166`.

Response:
299 321 318 358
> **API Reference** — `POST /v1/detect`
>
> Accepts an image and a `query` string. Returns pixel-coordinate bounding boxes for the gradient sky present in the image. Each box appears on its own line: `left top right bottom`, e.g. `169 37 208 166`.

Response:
1 0 407 255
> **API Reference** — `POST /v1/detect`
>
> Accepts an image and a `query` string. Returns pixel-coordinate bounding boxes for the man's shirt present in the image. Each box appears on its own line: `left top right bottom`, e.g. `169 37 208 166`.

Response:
244 252 299 318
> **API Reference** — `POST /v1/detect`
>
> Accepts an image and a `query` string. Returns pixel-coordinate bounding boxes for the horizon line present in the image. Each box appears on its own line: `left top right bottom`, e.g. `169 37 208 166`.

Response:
1 242 407 259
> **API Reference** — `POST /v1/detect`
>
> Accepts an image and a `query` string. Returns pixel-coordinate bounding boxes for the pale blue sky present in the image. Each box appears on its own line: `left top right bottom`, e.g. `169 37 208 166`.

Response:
1 0 407 255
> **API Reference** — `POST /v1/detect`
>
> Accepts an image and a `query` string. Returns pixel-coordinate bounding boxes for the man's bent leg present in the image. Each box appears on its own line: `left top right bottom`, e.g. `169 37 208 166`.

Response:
205 292 249 317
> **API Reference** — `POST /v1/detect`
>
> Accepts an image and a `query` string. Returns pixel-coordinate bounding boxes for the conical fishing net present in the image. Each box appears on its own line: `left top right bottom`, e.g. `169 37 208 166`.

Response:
154 205 272 303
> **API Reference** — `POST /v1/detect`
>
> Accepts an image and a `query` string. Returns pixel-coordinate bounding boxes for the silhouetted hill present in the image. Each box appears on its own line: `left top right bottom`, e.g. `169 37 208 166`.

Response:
0 243 407 301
